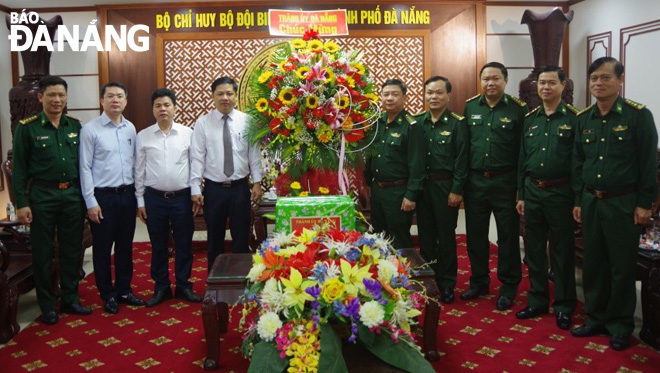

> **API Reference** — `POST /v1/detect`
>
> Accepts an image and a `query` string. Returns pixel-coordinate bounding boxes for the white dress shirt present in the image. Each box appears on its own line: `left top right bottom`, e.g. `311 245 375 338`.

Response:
134 122 193 208
190 108 262 195
80 112 136 208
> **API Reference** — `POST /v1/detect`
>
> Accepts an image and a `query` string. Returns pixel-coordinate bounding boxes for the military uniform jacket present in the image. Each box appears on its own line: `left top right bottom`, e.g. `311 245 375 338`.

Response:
12 112 82 208
416 109 469 196
518 101 578 199
365 110 425 201
572 96 658 208
464 93 528 171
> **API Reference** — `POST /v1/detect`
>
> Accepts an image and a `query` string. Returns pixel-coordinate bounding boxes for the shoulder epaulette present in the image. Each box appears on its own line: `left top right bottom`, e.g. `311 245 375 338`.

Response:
19 115 38 125
405 113 417 125
65 114 81 122
413 110 427 117
510 95 527 107
566 104 580 115
525 106 541 118
577 105 593 116
466 94 480 103
450 112 465 121
625 99 646 110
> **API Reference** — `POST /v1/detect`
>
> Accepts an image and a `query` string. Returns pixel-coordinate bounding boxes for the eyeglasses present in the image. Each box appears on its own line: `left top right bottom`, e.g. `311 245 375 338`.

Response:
104 94 126 100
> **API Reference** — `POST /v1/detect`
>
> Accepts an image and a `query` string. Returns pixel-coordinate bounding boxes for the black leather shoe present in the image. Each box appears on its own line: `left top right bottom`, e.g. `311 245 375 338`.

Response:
460 287 488 301
42 311 59 325
570 324 607 337
146 289 174 307
610 335 630 351
118 293 146 307
175 288 202 303
104 297 119 314
62 303 92 315
515 306 548 319
440 288 455 304
496 295 514 310
556 312 572 330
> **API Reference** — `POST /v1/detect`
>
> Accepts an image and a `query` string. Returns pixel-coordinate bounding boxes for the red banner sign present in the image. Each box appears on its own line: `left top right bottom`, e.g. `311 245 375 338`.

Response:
268 9 349 37
290 216 341 233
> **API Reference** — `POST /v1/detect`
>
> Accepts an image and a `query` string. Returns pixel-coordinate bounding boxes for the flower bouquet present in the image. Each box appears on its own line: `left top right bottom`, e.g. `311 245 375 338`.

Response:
240 224 435 372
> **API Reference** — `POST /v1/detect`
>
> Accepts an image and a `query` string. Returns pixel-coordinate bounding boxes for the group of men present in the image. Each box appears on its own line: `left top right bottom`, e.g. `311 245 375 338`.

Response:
365 57 657 352
13 76 262 325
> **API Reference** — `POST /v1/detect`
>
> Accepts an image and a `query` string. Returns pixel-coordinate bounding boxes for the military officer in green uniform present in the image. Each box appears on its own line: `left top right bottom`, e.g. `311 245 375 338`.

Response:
515 66 577 329
571 57 657 351
462 62 528 310
13 76 92 325
415 76 468 304
364 79 425 249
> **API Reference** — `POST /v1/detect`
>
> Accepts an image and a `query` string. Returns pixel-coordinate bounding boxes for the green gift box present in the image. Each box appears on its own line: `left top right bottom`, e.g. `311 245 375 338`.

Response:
275 195 356 233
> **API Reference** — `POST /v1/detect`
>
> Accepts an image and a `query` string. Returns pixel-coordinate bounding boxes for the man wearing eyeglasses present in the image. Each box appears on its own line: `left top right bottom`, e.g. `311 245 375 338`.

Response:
80 82 146 314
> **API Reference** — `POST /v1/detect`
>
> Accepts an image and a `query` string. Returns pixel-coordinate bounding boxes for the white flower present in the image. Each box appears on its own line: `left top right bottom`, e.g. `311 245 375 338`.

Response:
390 299 421 332
270 231 295 248
257 312 282 341
247 263 265 282
359 300 385 328
325 261 341 280
323 240 352 257
260 278 286 313
377 258 398 283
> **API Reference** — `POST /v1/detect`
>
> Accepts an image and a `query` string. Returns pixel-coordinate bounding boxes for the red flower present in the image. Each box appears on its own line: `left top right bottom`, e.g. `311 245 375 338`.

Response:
303 28 319 41
270 98 283 111
284 248 317 277
345 129 365 143
312 107 325 118
287 105 299 116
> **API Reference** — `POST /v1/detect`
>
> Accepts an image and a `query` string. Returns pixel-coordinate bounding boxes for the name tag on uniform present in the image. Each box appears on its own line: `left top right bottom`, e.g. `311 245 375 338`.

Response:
527 125 538 131
36 136 50 140
471 114 482 120
612 125 628 132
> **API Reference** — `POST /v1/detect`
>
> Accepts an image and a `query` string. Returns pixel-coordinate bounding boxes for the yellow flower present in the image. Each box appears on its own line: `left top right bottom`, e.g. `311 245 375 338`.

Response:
278 60 291 73
300 191 309 197
337 96 350 109
364 93 379 103
324 70 335 84
281 268 315 312
257 70 273 84
321 278 345 302
352 63 365 75
318 187 329 194
323 41 339 53
255 98 268 112
278 87 296 105
340 259 373 296
296 66 310 80
316 128 333 143
291 39 306 49
307 40 323 51
295 228 318 244
290 181 301 190
305 95 319 109
346 75 356 88
341 117 354 130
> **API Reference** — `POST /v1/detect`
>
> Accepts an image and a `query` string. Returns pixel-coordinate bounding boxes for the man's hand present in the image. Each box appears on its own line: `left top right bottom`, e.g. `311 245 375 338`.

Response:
137 207 147 224
250 183 263 203
401 198 416 212
448 193 463 208
87 205 103 224
634 207 652 225
516 200 525 216
192 194 204 216
17 207 32 225
573 206 581 223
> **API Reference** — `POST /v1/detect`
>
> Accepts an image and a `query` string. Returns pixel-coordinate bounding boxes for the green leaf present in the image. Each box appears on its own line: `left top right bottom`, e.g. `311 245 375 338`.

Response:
319 323 349 373
247 341 288 373
357 324 435 373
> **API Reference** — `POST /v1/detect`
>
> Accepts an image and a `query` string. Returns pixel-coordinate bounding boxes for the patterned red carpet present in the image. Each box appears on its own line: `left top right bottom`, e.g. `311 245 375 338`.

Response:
1 236 658 372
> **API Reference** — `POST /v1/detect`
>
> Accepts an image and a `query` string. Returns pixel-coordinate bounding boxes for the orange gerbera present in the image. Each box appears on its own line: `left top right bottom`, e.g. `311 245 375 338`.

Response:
258 249 288 281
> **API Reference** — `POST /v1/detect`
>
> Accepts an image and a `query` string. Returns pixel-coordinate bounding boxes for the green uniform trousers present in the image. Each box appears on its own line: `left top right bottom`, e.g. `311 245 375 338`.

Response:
29 184 85 313
523 179 576 313
371 183 414 249
581 191 640 337
464 171 521 298
417 179 459 289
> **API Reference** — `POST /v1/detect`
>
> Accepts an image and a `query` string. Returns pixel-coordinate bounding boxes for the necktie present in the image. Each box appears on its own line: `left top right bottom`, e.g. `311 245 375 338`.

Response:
222 115 234 177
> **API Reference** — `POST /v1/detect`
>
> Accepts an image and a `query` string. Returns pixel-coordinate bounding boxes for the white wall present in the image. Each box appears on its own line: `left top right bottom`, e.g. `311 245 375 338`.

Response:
0 10 12 213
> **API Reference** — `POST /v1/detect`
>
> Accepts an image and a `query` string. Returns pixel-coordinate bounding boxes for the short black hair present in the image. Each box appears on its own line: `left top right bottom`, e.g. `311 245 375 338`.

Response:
211 77 238 93
382 79 407 95
588 57 624 78
537 65 566 83
151 88 177 106
424 76 452 94
100 82 128 98
480 62 508 79
38 76 67 94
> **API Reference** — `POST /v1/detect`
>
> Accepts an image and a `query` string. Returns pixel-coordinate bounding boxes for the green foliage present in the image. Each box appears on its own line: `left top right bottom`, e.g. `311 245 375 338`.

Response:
247 341 288 373
318 324 349 373
357 324 435 373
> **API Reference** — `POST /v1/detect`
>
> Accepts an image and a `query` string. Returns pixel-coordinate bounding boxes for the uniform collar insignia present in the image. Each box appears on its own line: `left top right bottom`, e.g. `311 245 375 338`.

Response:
612 125 628 132
390 132 401 138
500 117 512 123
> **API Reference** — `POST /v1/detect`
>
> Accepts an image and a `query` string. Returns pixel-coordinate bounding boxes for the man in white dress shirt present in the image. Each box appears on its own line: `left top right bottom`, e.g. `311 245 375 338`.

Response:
190 77 263 270
135 88 202 307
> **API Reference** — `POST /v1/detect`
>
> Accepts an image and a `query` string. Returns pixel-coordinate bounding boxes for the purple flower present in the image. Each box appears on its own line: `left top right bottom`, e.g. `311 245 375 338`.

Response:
391 274 410 289
363 278 382 299
306 285 322 299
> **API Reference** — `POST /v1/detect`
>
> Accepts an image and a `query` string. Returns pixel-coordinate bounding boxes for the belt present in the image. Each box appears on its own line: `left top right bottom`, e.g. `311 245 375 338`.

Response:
375 179 407 188
146 186 190 199
31 178 79 190
95 184 135 194
587 187 635 199
205 177 247 188
530 176 570 188
427 172 453 181
472 167 515 178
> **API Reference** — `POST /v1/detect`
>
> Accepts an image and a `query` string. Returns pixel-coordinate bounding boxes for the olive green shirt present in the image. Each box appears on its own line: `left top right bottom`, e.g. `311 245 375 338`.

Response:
518 101 578 199
364 110 425 201
416 108 469 196
572 96 658 208
464 93 528 171
12 112 82 208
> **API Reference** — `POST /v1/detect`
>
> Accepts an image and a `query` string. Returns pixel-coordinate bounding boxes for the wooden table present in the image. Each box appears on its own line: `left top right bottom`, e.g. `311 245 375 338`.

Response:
201 249 441 369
